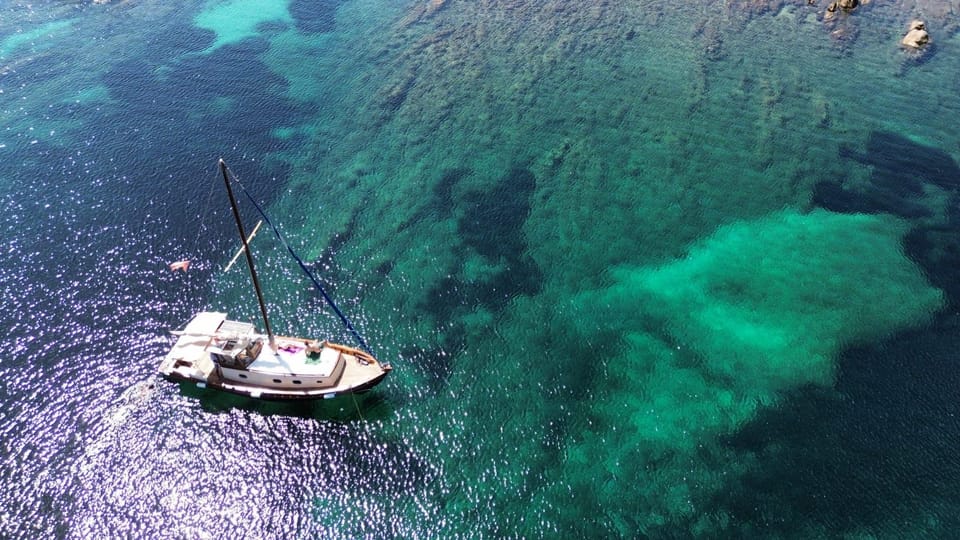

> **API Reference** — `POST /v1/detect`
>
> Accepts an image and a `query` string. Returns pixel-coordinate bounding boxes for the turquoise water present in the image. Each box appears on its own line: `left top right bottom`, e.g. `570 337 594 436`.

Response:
2 0 959 537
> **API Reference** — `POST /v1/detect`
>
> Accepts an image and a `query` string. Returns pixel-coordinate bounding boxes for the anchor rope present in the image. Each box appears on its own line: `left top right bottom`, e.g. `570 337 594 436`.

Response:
223 164 375 355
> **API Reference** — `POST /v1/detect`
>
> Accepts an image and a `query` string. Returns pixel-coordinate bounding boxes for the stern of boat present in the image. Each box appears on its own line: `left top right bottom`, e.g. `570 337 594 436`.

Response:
159 312 226 384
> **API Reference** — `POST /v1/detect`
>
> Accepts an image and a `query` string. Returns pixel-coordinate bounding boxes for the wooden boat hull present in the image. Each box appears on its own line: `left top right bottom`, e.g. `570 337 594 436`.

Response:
162 368 390 401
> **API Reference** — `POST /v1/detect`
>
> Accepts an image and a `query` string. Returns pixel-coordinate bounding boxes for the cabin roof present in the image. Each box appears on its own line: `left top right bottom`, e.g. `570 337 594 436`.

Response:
184 311 227 335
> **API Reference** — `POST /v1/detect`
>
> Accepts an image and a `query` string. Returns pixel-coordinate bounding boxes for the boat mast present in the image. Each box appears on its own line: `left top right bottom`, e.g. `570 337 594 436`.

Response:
219 159 276 351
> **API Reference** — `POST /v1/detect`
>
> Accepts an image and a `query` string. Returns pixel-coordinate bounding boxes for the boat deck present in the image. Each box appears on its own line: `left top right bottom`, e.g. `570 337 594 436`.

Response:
158 312 224 381
249 338 340 377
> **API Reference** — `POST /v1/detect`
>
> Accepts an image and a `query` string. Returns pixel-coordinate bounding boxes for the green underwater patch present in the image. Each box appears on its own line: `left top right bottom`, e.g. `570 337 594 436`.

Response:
540 208 945 534
0 19 73 60
600 209 943 392
194 0 292 54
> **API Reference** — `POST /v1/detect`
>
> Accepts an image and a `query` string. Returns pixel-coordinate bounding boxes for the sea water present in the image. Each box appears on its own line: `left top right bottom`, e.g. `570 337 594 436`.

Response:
1 0 958 537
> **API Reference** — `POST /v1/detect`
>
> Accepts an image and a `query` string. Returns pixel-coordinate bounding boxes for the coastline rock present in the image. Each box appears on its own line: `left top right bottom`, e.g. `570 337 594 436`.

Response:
901 20 931 49
823 0 864 21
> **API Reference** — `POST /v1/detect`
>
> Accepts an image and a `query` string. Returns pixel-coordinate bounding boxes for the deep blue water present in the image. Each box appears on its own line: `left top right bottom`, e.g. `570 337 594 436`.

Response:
1 0 959 538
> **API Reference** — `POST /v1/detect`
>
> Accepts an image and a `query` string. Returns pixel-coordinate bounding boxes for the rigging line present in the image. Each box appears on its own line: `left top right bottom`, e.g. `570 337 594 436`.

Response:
223 164 375 355
350 392 367 424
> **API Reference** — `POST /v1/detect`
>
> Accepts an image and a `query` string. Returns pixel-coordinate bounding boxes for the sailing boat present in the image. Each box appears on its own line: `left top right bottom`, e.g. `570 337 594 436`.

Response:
158 160 392 400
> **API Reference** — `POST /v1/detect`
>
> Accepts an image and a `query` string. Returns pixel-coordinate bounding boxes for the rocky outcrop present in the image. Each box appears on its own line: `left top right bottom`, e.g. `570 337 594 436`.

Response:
902 20 931 48
822 0 862 22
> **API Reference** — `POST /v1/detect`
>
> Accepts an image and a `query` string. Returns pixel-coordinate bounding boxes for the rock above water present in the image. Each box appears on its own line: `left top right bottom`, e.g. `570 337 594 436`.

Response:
902 20 931 48
823 0 860 22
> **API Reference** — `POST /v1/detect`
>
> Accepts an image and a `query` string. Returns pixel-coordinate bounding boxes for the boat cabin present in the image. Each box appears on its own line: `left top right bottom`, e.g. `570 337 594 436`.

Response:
208 320 263 369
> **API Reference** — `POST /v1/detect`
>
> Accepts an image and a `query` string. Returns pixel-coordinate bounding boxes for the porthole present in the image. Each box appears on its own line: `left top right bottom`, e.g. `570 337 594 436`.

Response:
273 379 282 384
238 373 248 379
293 380 302 385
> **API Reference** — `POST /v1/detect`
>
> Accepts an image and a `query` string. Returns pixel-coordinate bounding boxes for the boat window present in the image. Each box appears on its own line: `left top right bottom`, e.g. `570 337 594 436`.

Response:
273 379 282 384
238 373 248 379
293 380 302 384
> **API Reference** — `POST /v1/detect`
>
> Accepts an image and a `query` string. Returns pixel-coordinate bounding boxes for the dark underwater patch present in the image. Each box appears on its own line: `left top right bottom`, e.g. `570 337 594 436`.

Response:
308 205 362 298
860 131 959 190
721 324 960 535
289 0 342 34
1 52 64 85
374 260 394 276
458 166 537 260
418 166 543 377
433 167 469 213
400 342 462 390
99 34 306 212
397 167 471 233
382 73 415 112
818 132 960 218
903 218 960 307
816 131 960 308
812 179 931 218
425 166 542 314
